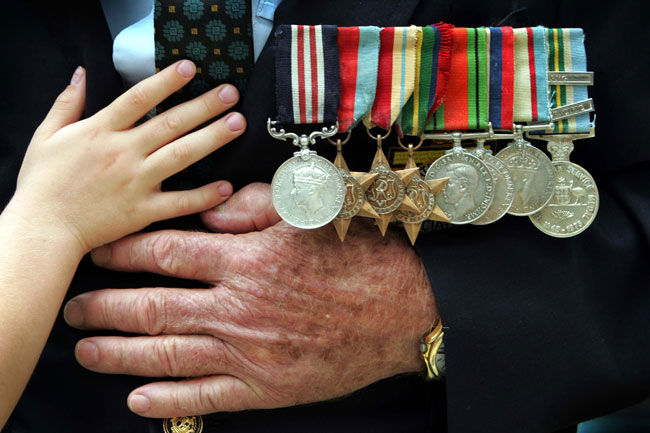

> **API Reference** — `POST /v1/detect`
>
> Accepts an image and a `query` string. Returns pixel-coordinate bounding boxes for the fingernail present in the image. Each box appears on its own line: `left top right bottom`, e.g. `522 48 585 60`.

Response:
63 300 83 327
218 84 239 104
70 66 84 86
177 60 196 78
129 394 151 413
218 182 233 196
76 341 99 366
226 112 245 132
91 245 112 265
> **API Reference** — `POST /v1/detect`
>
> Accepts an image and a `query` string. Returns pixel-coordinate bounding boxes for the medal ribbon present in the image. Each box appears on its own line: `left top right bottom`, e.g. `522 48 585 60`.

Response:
487 27 515 130
548 28 591 133
398 23 454 136
337 26 382 132
364 26 420 130
428 27 489 131
513 27 551 123
275 25 340 125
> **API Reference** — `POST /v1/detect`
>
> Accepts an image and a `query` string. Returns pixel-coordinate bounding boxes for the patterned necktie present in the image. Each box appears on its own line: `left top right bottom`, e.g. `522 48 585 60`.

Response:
154 0 254 112
153 0 254 224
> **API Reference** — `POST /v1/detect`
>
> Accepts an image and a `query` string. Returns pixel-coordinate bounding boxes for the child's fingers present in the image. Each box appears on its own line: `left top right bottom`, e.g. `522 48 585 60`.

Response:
100 60 196 131
151 181 234 221
143 112 246 182
136 84 239 155
33 66 86 142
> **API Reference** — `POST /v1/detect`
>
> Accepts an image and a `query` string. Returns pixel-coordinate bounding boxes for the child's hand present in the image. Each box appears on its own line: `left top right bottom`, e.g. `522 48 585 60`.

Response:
7 60 244 254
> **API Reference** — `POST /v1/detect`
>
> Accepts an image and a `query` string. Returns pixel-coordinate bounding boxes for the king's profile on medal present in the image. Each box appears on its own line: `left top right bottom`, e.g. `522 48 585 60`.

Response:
291 161 330 219
441 163 481 219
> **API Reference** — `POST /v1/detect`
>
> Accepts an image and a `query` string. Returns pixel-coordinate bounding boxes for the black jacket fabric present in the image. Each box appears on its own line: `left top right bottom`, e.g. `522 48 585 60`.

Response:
1 1 649 432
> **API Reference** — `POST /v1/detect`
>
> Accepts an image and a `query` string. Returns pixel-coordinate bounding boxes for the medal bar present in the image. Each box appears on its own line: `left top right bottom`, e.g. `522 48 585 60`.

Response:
547 71 594 86
550 99 595 122
267 24 599 241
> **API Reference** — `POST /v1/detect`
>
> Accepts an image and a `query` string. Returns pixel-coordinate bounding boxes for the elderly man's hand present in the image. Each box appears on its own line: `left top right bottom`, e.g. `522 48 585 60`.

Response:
64 183 438 418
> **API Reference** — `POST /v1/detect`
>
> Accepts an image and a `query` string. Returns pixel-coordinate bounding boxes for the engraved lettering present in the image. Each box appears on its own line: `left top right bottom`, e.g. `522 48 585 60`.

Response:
547 71 594 85
550 99 595 121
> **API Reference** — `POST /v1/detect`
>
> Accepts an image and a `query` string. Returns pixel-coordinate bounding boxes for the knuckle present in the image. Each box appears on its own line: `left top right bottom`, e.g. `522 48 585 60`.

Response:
150 234 182 275
201 91 221 114
137 291 167 335
220 340 255 372
228 294 259 326
54 89 75 108
163 111 183 132
171 141 193 165
98 295 119 329
128 86 149 108
198 381 220 412
175 194 194 214
171 388 192 414
154 337 182 377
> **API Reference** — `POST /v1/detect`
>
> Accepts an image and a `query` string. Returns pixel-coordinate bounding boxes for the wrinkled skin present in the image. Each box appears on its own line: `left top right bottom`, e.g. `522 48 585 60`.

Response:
65 183 438 418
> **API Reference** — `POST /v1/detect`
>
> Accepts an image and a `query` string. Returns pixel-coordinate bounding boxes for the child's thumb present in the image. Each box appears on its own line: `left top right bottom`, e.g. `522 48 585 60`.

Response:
33 66 87 142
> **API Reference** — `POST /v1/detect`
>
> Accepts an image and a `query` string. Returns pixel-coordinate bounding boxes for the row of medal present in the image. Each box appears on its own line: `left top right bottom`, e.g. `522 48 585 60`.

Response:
267 24 599 243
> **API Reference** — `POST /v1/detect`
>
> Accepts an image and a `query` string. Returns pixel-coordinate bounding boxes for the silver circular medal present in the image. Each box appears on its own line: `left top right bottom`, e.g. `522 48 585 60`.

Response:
529 162 599 238
335 169 365 220
425 151 494 224
472 154 515 225
395 176 436 224
366 165 406 215
496 142 555 216
272 154 345 229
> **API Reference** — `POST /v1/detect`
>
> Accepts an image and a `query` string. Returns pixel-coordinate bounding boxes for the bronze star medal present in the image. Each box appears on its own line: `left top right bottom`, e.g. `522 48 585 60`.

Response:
394 143 450 245
365 130 421 236
332 139 379 241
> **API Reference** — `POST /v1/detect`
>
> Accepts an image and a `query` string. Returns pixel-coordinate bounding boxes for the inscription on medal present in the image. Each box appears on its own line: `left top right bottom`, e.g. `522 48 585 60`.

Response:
395 177 435 224
496 143 555 216
472 154 515 225
547 71 594 86
272 155 345 229
336 169 365 220
425 152 493 224
550 98 595 121
530 162 599 238
367 164 405 214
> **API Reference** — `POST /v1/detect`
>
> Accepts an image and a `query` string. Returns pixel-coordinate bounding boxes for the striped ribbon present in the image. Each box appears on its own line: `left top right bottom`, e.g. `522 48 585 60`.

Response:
487 27 515 130
363 26 420 130
397 23 453 136
427 27 488 131
513 27 551 123
275 25 340 125
337 26 381 132
548 28 591 133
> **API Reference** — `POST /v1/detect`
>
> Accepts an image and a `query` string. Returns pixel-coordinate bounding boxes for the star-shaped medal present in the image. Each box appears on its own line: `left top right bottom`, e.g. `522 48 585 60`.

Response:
395 146 450 245
332 142 379 242
365 140 421 236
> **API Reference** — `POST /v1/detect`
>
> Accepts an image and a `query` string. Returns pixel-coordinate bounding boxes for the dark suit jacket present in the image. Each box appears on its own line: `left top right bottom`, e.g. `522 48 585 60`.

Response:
1 1 648 432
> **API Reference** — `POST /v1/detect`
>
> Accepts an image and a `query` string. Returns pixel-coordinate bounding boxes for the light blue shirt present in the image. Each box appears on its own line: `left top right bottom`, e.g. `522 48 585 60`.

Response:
100 0 282 87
